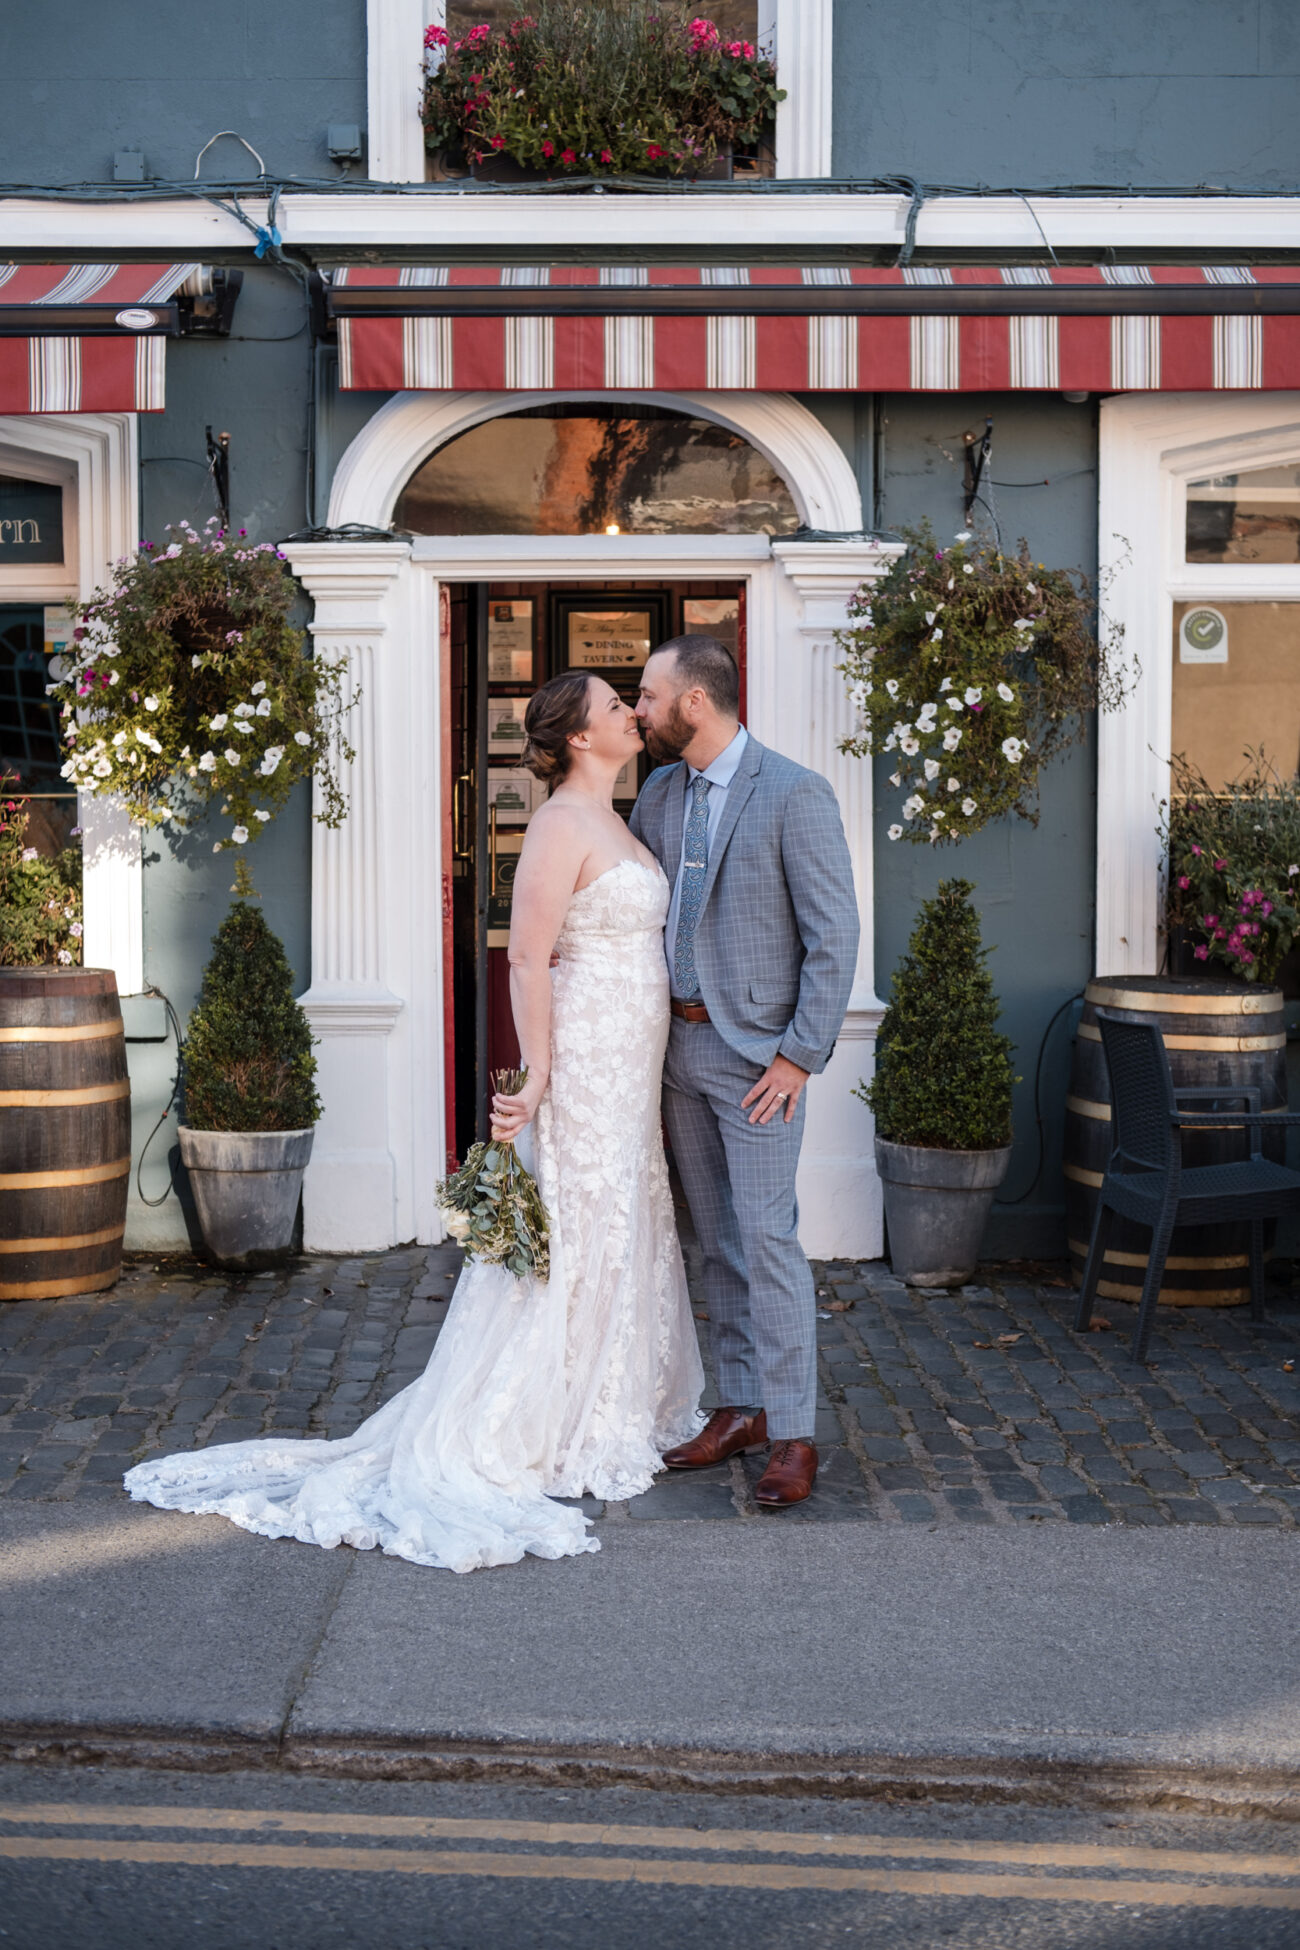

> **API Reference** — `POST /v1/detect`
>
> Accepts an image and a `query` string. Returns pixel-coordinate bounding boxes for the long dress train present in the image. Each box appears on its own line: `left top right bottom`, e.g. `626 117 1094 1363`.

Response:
125 859 704 1572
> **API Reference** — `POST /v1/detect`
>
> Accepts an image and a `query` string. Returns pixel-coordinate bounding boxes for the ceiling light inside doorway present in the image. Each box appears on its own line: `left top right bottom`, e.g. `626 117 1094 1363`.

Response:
604 522 621 535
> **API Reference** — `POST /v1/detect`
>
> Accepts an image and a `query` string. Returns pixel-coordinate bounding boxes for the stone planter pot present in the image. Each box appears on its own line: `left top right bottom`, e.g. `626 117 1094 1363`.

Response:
875 1135 1012 1288
179 1125 314 1272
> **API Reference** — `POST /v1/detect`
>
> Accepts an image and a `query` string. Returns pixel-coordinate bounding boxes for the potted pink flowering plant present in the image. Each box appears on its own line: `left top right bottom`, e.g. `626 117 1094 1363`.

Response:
1162 752 1300 986
421 2 782 180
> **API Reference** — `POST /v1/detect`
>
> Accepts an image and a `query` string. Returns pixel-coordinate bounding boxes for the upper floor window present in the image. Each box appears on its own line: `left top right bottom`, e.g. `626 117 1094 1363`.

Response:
395 402 799 535
1186 462 1300 565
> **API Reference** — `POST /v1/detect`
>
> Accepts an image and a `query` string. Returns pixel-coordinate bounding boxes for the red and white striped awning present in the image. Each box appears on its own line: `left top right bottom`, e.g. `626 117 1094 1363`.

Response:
328 264 1300 394
0 263 201 413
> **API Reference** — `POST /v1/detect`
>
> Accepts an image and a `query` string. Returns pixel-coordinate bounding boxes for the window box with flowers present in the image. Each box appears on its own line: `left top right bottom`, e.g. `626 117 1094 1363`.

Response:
421 3 782 181
836 524 1126 847
1162 754 1300 992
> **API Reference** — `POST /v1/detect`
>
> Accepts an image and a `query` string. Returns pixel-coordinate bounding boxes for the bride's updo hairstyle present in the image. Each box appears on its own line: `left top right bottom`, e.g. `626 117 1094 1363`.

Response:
521 669 593 786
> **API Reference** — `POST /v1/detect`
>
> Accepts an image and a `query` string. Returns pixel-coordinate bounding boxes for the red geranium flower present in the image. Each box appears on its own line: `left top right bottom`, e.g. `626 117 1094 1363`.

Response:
541 139 554 158
491 135 505 149
561 148 577 164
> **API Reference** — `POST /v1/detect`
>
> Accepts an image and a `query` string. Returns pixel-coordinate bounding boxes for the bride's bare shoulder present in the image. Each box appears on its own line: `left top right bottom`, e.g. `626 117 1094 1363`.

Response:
520 797 595 863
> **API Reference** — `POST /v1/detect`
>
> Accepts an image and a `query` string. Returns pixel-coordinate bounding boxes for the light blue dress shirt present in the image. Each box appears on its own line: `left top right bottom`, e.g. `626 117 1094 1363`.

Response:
665 725 749 998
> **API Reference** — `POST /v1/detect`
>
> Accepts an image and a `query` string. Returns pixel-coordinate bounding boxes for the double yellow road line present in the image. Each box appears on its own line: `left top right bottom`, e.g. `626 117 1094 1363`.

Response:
1 1802 1298 1909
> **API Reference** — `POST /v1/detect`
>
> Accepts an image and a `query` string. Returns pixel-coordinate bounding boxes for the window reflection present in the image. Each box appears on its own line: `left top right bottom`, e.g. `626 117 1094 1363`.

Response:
447 3 758 38
1171 601 1300 786
396 405 800 537
1186 463 1300 564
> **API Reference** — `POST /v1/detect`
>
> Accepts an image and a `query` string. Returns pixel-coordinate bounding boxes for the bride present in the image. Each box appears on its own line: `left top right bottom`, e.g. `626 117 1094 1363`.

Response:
125 670 705 1572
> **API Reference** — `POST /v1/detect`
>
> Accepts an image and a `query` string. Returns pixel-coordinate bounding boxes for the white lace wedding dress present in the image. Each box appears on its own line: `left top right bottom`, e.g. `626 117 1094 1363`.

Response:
125 859 704 1573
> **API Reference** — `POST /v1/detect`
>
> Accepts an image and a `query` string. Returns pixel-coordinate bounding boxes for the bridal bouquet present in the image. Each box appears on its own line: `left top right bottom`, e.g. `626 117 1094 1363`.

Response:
436 1069 551 1281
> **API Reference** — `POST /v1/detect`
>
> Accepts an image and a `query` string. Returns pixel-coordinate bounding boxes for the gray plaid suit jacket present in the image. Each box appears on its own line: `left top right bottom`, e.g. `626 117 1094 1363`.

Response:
629 735 860 1075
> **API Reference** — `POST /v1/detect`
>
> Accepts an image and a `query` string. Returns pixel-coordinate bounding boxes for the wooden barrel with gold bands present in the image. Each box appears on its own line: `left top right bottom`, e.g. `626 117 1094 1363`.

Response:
1065 975 1287 1308
0 968 130 1301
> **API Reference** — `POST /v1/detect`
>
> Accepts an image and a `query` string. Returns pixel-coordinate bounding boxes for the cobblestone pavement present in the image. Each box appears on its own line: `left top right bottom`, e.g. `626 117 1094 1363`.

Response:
2 1245 1300 1527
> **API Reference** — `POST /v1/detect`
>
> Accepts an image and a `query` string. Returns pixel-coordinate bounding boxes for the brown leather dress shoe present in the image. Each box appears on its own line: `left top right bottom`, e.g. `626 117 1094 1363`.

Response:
662 1407 768 1469
754 1439 818 1507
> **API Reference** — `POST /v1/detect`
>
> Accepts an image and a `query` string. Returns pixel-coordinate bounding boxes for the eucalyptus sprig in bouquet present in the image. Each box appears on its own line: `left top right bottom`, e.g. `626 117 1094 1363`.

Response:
436 1069 551 1281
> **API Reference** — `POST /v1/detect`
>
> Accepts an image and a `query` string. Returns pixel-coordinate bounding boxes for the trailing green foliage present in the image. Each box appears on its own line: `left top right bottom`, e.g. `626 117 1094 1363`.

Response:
837 522 1126 845
863 879 1016 1151
0 771 82 968
184 881 320 1133
49 518 356 853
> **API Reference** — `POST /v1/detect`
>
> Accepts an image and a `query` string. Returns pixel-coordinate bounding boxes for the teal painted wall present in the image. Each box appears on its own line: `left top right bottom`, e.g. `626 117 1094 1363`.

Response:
1 1 364 184
126 265 315 1248
832 0 1300 189
867 393 1101 1258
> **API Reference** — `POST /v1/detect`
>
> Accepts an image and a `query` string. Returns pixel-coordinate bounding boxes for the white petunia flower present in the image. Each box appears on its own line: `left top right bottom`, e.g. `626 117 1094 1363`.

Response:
942 725 962 752
192 655 202 669
251 680 266 695
57 949 73 964
899 733 920 757
955 530 971 542
947 776 960 793
253 808 271 822
233 701 255 717
20 846 38 862
947 696 964 712
963 564 974 575
256 698 272 716
92 757 112 778
939 676 953 692
931 628 943 643
108 670 119 685
1012 617 1034 633
198 751 217 772
293 731 311 747
902 794 925 819
887 823 904 841
923 758 941 782
964 686 982 705
885 678 899 697
962 797 977 816
224 747 241 766
259 745 284 776
144 694 159 711
997 682 1015 702
231 826 249 845
1026 581 1038 595
1001 736 1025 764
112 731 126 747
889 772 901 788
232 719 254 733
925 611 937 626
210 713 228 731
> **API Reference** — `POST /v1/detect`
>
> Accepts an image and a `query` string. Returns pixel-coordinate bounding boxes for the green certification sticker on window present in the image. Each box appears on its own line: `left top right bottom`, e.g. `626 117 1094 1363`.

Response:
1180 606 1228 664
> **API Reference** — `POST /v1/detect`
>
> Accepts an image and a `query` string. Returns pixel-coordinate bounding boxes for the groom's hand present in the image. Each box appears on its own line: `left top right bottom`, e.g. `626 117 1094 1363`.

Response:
742 1054 810 1126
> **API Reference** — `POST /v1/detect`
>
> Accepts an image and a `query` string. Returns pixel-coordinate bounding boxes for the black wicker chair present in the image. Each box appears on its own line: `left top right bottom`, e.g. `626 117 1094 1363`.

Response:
1075 1010 1300 1363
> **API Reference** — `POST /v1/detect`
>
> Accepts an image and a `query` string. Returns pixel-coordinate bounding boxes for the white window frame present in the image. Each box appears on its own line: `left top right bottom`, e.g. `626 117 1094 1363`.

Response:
366 0 831 184
1097 393 1300 978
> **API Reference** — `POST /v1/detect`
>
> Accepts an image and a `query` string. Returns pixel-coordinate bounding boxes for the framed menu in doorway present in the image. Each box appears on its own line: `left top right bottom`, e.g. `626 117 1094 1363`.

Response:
549 591 670 678
487 599 535 682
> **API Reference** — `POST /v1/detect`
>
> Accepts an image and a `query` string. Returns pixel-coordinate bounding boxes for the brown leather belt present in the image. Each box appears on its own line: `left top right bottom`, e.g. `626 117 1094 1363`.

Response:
670 998 711 1023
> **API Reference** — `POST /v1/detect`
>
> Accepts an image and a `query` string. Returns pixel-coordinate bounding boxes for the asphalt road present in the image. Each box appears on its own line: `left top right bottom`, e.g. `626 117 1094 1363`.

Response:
0 1764 1296 1950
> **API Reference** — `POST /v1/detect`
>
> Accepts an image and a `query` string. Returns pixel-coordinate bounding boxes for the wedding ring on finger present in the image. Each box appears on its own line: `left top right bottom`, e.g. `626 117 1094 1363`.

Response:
775 1092 788 1103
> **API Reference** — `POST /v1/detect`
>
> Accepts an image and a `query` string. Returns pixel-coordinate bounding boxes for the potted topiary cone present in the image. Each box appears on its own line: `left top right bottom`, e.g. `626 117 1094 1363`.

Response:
179 864 320 1270
863 878 1017 1287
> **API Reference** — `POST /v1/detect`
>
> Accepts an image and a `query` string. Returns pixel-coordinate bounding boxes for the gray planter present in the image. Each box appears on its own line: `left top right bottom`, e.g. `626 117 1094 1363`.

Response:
875 1135 1012 1288
179 1125 314 1272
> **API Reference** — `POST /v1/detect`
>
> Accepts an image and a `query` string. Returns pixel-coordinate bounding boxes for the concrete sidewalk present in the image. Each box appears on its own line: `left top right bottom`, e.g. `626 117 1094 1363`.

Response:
4 1496 1299 1812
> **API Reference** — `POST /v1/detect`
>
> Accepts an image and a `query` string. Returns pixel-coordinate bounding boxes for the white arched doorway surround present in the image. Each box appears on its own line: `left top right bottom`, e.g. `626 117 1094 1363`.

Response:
286 389 898 1257
1097 393 1300 975
0 412 142 995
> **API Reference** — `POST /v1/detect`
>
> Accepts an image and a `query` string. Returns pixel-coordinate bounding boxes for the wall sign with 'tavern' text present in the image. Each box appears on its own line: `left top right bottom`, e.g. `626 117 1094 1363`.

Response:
0 479 64 565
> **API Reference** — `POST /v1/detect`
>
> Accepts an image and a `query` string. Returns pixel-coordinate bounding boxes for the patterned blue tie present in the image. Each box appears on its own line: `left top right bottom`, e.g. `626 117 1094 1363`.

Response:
675 773 711 1000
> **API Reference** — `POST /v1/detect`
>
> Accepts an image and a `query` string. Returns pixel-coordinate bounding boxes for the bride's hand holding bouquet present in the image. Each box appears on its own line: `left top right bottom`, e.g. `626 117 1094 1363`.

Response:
436 1066 551 1282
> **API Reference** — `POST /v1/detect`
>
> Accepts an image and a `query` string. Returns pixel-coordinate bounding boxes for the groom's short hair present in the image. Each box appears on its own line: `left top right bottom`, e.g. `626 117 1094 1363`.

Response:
652 634 739 717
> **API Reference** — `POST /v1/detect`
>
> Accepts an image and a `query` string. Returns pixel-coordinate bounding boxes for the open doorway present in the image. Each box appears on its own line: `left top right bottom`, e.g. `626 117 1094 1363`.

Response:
442 575 747 1163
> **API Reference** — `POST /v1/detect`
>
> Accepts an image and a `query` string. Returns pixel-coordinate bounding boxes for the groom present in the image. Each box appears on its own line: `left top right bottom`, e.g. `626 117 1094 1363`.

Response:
630 636 859 1507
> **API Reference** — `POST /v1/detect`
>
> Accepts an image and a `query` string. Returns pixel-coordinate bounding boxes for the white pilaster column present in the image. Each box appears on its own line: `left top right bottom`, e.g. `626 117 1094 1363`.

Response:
773 0 833 180
282 542 414 1252
771 539 902 1260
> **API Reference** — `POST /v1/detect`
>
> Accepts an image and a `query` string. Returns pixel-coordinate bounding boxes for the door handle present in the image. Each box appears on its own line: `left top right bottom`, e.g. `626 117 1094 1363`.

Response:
453 772 473 860
488 802 498 889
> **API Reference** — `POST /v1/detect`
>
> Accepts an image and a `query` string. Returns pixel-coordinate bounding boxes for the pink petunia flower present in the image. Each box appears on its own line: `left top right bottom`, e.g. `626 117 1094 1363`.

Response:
1194 945 1209 960
541 139 554 158
1177 875 1190 890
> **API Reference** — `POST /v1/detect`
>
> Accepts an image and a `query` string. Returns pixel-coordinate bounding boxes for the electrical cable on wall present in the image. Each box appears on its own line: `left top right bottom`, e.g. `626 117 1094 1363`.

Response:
134 985 187 1208
996 991 1084 1207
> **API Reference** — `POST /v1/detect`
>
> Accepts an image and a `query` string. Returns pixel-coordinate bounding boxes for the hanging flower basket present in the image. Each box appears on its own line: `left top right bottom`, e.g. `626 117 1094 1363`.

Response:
836 523 1126 845
49 520 356 854
421 3 783 181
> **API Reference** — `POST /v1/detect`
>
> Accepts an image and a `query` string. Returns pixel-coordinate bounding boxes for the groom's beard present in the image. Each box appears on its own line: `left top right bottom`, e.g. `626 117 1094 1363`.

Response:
642 698 693 765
